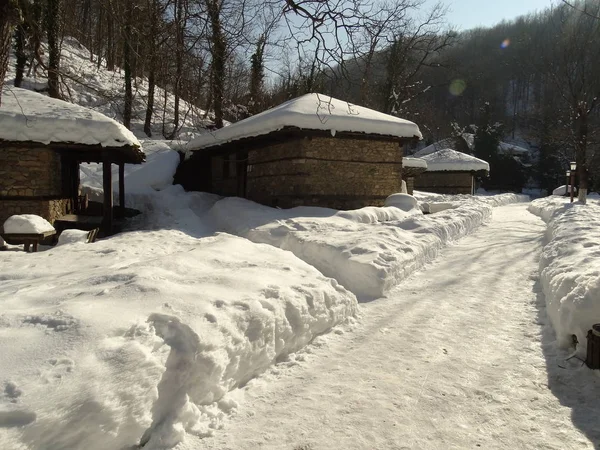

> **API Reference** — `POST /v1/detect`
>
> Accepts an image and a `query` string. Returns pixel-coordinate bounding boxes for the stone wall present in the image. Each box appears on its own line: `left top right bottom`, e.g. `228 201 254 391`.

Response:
0 146 71 229
246 136 403 209
0 147 62 197
414 172 474 195
0 198 71 231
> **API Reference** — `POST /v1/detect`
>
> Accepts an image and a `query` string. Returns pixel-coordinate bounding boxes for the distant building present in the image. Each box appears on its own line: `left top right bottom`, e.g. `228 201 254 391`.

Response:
177 94 422 210
402 157 428 195
413 149 490 195
0 88 144 234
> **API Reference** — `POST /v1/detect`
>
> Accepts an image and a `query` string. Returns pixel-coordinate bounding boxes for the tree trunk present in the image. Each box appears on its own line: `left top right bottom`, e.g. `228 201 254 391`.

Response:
168 0 185 138
46 0 61 99
106 4 115 71
576 104 588 204
1 0 20 104
144 67 155 136
123 1 133 129
14 22 26 87
207 0 226 129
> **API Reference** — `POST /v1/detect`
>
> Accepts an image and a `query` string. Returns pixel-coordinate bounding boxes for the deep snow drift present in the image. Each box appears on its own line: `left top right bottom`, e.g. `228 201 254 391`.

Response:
0 226 356 449
206 192 529 299
529 195 600 354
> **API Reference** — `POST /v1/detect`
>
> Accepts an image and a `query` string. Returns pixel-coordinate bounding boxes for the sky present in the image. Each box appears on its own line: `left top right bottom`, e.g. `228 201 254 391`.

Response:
431 0 557 30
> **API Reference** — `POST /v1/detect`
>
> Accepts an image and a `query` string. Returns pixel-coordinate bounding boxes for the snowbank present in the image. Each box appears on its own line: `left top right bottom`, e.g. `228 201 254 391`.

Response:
3 215 55 234
0 87 140 148
187 93 422 151
80 139 180 199
528 196 600 354
552 185 575 196
56 229 90 245
205 193 525 299
0 229 356 449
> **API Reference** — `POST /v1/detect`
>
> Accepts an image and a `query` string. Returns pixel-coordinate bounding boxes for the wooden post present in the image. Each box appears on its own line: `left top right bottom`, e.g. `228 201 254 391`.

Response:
103 156 113 233
119 162 125 217
72 160 80 212
570 172 575 203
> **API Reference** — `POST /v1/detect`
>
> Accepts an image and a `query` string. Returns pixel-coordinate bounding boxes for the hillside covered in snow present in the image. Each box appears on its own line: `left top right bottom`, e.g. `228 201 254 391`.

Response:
5 37 214 141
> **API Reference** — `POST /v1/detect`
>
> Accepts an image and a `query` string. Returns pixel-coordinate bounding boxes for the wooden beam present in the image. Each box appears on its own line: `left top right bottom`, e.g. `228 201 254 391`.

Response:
119 162 125 216
102 156 113 233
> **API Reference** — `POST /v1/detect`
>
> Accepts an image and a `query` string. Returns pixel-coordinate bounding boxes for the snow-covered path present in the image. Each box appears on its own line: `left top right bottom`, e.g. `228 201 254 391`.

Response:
190 204 600 450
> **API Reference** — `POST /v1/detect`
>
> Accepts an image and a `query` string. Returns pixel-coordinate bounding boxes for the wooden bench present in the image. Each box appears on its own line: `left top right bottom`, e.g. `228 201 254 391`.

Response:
1 230 57 252
54 214 105 232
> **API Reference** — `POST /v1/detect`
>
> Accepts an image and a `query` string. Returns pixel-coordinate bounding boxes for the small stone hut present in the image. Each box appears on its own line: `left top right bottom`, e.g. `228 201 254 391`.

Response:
0 88 144 233
402 157 427 195
176 93 422 209
413 149 489 195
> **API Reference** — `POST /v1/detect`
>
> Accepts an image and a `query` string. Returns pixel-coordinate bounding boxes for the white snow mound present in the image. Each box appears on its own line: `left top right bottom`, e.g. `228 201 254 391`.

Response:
57 229 90 245
384 193 419 211
0 230 356 449
80 140 180 197
3 214 55 234
529 196 600 354
205 193 524 299
552 185 576 196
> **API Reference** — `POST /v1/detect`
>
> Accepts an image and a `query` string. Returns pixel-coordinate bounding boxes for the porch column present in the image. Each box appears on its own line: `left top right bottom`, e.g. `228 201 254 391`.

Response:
102 155 113 232
119 162 125 217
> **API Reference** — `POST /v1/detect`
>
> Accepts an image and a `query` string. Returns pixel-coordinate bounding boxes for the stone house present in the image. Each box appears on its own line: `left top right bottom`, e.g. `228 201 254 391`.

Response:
413 149 489 195
0 88 144 233
402 157 428 195
176 94 422 209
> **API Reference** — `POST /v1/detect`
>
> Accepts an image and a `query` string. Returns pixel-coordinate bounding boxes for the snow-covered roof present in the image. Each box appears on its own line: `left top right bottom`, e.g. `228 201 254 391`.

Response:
415 134 530 159
499 142 529 155
421 149 489 172
0 87 142 153
188 93 422 151
403 157 427 169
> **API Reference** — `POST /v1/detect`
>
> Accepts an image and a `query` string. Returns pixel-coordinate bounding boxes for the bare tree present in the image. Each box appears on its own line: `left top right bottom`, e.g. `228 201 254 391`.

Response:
46 0 62 98
0 0 21 104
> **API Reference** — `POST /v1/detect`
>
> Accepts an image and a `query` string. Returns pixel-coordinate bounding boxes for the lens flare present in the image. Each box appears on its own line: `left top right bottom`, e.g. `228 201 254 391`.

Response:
500 39 511 49
449 79 467 96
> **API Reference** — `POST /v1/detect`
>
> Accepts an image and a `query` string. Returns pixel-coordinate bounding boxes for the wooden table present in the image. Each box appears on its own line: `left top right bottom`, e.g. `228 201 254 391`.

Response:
1 230 57 252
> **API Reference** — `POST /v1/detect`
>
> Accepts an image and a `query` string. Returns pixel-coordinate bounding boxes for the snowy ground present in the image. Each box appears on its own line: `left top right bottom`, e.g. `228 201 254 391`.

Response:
186 204 600 450
528 195 600 355
0 219 357 449
207 193 528 299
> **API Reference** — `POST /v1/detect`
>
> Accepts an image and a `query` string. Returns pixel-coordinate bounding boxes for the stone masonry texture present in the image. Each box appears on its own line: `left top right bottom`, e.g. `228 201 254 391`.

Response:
245 135 403 209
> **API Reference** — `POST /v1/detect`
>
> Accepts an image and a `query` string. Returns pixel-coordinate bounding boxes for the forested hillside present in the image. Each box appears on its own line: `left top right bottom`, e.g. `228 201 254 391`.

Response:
1 0 598 191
